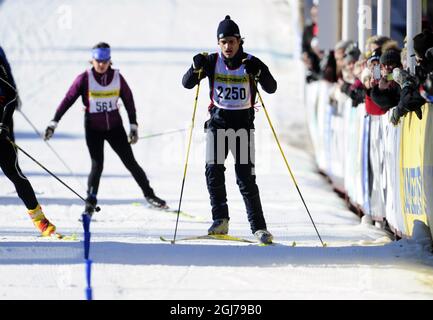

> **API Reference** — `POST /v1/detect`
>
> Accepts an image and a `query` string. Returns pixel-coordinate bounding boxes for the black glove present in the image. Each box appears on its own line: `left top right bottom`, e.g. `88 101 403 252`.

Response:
243 59 261 77
44 120 58 141
350 88 366 107
128 124 138 144
397 86 425 121
390 107 402 126
413 107 423 120
0 123 9 140
193 53 207 71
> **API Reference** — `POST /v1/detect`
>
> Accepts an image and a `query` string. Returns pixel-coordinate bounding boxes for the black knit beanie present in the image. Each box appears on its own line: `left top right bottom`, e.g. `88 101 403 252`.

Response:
217 15 240 40
380 49 401 66
413 29 433 58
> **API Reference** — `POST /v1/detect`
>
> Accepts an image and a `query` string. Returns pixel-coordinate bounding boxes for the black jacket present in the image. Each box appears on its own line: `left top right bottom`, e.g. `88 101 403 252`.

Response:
371 82 401 112
182 46 277 100
182 47 276 130
0 47 18 127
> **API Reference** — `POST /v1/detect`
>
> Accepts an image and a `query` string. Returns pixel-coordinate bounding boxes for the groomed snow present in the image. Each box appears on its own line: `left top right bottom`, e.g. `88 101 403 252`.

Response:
0 0 433 300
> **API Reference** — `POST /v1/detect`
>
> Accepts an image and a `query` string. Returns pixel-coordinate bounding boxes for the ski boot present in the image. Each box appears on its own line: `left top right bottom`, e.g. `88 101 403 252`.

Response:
28 204 56 237
145 194 167 209
84 194 97 216
208 218 229 235
254 229 273 244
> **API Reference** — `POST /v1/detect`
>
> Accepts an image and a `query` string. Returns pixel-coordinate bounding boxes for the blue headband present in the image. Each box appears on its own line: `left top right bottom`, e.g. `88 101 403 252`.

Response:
92 48 111 61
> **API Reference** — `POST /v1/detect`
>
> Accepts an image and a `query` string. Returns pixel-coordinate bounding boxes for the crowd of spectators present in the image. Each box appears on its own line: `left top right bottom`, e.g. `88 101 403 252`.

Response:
302 4 433 126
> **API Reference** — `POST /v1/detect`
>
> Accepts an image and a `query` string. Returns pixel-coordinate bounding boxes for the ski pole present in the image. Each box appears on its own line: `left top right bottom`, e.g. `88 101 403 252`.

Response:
253 81 325 247
7 138 101 213
18 110 84 187
138 128 187 140
81 213 93 300
171 66 205 244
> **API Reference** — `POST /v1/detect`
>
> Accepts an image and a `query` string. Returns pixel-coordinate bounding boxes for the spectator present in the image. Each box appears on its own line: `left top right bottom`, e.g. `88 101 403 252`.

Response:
339 43 365 107
370 41 402 112
334 40 352 80
302 4 321 83
363 49 387 115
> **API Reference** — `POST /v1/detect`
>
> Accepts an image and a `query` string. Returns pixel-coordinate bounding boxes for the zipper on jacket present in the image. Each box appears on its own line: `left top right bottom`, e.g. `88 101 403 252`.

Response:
105 111 110 131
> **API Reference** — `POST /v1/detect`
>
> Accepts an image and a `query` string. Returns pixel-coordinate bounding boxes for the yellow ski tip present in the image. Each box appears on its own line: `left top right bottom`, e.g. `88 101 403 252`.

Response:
54 233 78 241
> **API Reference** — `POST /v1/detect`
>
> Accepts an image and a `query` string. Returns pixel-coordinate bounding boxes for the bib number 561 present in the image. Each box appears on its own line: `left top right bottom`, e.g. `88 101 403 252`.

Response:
95 101 113 112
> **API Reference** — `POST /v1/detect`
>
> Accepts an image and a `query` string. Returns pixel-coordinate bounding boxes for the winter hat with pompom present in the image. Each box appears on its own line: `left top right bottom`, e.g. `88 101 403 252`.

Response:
217 15 241 40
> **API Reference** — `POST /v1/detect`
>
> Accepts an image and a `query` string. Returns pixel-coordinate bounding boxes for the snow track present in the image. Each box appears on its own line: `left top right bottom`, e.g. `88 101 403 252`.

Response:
1 0 433 299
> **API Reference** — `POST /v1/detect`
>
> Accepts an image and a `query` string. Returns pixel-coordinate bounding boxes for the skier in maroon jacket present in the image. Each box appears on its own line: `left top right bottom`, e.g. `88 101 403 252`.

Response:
44 42 166 214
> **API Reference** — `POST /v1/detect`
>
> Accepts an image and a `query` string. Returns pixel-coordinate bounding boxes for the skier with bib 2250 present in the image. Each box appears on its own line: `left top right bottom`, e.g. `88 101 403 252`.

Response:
182 16 277 244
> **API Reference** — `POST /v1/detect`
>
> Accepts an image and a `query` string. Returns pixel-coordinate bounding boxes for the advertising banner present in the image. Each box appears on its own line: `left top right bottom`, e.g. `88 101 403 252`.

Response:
382 115 404 233
368 116 386 220
399 105 430 236
354 106 367 207
362 114 371 214
329 93 346 190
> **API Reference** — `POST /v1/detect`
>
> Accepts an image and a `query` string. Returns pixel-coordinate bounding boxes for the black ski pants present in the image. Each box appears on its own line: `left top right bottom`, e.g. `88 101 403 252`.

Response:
85 125 154 199
0 138 38 209
205 108 267 233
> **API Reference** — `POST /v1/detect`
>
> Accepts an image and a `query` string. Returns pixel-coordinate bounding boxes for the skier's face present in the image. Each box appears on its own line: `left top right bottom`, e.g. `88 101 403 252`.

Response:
92 59 110 74
218 36 241 59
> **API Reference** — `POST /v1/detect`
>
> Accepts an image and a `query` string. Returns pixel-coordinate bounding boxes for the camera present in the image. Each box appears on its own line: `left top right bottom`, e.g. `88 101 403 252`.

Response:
412 47 433 102
373 64 381 80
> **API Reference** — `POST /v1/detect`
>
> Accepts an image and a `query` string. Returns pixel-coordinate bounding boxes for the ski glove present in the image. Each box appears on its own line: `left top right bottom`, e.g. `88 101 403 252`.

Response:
193 53 207 71
44 120 58 141
243 59 261 78
390 108 402 126
0 123 9 140
129 124 138 144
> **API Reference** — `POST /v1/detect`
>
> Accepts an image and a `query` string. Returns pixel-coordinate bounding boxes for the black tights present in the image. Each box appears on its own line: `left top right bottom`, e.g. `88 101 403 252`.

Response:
0 139 38 209
85 125 154 199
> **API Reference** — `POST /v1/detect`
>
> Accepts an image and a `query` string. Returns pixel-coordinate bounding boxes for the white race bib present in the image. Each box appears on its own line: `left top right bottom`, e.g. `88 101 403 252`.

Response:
88 69 120 114
212 53 252 110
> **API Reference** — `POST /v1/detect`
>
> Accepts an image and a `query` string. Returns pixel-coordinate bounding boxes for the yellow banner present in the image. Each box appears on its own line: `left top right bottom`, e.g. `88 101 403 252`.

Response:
89 89 120 99
399 103 431 235
215 73 248 84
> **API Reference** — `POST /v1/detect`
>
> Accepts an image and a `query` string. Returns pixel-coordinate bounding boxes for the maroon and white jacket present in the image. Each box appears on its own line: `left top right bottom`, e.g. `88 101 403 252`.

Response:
53 67 137 131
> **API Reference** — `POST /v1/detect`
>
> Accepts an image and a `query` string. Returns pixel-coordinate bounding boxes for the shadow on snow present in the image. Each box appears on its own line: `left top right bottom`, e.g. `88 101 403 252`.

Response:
0 239 416 268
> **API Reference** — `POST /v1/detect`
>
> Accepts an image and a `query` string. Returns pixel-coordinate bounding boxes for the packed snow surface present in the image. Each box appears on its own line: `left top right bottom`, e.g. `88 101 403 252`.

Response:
0 0 432 299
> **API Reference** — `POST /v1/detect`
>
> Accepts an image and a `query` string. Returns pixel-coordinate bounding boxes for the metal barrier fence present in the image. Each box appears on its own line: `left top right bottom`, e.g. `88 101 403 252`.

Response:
305 80 433 239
